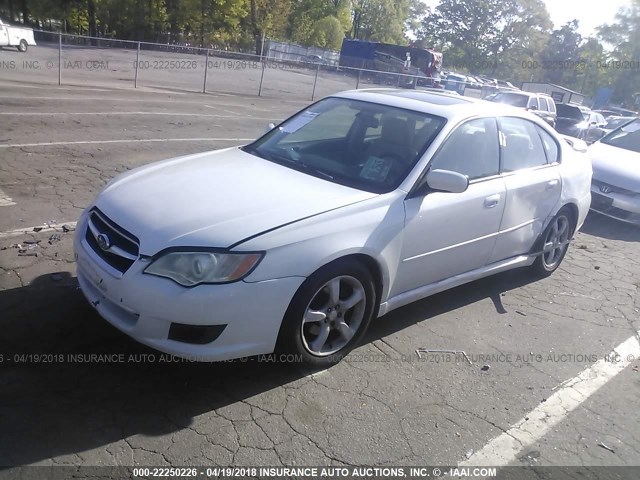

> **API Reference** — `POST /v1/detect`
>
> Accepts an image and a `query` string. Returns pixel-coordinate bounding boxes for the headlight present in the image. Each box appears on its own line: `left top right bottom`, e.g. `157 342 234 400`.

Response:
144 250 264 287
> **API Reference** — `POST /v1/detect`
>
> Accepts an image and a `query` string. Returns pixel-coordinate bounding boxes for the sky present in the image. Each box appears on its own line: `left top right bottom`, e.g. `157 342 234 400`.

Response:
422 0 632 37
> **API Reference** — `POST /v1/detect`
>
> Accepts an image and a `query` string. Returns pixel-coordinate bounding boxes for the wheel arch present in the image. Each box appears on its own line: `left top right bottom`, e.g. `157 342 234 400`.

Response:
274 252 383 361
562 202 579 231
332 253 384 310
531 202 578 255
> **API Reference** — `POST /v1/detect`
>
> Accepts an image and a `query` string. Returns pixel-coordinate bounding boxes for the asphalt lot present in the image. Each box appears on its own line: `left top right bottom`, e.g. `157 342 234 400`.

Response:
0 43 363 100
1 80 640 476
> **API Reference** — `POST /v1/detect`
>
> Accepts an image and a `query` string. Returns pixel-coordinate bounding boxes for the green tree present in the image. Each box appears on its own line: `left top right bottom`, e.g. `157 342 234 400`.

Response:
597 0 640 105
419 0 551 81
351 0 411 44
537 21 583 86
248 0 292 54
183 0 248 47
576 37 611 98
289 0 351 46
308 15 343 49
405 0 428 36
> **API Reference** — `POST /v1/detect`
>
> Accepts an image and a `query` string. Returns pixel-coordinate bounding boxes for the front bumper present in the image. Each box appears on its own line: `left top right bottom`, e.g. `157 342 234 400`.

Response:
590 185 640 225
74 214 305 361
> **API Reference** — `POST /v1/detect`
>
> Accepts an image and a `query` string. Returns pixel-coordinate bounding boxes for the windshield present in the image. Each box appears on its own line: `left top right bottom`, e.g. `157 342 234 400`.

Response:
601 118 640 153
492 93 528 108
242 97 446 193
605 117 636 130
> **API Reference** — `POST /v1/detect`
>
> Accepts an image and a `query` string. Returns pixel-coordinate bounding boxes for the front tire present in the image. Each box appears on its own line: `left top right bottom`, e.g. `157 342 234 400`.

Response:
277 259 377 369
531 208 574 277
17 40 28 52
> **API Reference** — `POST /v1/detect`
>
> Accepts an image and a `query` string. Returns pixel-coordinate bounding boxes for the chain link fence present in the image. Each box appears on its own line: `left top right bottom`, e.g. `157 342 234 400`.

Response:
1 30 492 101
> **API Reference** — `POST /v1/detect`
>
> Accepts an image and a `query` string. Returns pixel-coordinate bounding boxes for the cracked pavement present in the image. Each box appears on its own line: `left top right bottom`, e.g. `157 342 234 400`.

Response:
0 82 639 472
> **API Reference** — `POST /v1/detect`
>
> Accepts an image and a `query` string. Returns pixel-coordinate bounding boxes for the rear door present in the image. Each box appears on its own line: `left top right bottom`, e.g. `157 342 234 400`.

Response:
488 117 562 263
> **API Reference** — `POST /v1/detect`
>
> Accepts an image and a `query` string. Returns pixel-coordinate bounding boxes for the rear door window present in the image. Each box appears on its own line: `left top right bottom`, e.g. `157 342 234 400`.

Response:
499 117 548 172
536 126 560 164
538 97 550 112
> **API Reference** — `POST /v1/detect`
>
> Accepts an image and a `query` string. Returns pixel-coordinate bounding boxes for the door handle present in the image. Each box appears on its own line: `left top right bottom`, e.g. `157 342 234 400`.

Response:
484 194 501 208
546 179 559 190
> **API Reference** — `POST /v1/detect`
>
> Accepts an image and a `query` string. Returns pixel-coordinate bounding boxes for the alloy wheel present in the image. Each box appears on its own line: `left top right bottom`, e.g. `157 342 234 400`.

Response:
542 215 570 269
301 275 366 356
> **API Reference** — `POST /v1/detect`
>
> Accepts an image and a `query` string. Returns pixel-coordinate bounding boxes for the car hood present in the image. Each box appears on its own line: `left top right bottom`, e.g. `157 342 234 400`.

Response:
94 147 378 254
557 116 581 123
589 141 640 192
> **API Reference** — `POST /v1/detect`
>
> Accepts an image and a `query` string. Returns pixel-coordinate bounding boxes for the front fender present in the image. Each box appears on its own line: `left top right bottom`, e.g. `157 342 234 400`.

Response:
239 192 406 303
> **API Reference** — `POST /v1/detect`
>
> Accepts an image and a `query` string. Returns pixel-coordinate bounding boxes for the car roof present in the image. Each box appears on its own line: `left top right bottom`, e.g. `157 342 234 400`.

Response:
496 91 551 99
332 88 534 122
556 102 583 110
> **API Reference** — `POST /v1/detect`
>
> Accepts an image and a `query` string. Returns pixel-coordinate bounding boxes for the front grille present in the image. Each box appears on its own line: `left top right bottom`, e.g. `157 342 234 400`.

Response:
591 194 640 222
85 208 140 273
592 179 637 196
591 192 614 211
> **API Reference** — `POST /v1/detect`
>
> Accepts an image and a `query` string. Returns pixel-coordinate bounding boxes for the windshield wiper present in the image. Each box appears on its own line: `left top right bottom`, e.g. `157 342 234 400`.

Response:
243 146 335 181
265 151 335 181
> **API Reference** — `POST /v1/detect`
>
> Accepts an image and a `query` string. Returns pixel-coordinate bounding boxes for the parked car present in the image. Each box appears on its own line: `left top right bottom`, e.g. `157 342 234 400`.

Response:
604 107 638 118
444 72 467 95
0 18 36 52
555 103 606 141
589 118 640 224
465 76 483 89
489 91 557 127
418 86 459 96
496 80 519 90
583 115 636 144
302 54 332 66
594 109 619 119
74 89 592 367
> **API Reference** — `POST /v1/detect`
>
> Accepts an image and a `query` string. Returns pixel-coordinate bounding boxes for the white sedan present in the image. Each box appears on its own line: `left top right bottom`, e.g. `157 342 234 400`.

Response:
74 89 592 367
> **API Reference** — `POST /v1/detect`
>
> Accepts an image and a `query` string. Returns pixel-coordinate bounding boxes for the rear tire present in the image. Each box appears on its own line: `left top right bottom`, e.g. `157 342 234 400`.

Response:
531 207 574 277
277 259 377 370
17 40 28 53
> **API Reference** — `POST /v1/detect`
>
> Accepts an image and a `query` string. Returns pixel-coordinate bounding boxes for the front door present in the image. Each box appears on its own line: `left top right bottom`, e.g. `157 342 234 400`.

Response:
391 117 506 297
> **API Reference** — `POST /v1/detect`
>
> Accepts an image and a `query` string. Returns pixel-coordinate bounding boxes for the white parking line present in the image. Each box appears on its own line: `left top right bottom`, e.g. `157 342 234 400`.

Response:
0 93 309 112
0 138 253 148
0 95 287 111
0 222 78 239
0 84 111 92
0 188 16 207
461 332 640 467
0 111 277 120
204 105 240 115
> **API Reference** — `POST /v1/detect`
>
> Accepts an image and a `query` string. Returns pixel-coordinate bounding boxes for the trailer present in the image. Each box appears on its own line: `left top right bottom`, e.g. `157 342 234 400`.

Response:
0 18 36 52
339 39 442 88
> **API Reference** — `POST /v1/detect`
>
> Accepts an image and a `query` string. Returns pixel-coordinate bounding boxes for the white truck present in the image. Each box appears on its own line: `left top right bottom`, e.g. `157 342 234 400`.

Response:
0 18 36 52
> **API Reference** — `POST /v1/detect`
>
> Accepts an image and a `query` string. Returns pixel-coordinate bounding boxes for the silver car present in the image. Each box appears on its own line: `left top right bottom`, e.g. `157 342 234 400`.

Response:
75 89 592 367
589 118 640 224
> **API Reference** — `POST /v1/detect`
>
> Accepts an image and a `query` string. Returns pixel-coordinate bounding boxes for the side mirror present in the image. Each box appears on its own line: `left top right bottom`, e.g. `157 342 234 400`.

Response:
528 105 538 111
265 122 276 133
426 169 469 193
